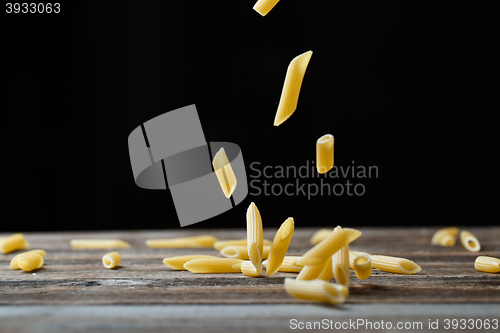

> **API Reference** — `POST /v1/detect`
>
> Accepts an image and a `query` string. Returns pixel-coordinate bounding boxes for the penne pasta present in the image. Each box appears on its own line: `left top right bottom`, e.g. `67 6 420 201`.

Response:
266 218 295 276
212 148 237 198
297 259 329 281
353 254 372 280
474 256 500 274
220 245 271 260
284 278 347 305
241 260 263 277
431 227 459 247
183 258 243 274
10 250 46 270
146 235 218 248
350 251 421 274
332 226 350 288
317 256 334 282
310 228 333 245
316 135 334 174
297 228 361 266
213 239 272 251
246 202 264 270
349 250 370 269
460 230 481 252
0 233 26 254
102 251 121 269
273 51 313 126
253 0 280 16
17 253 44 272
263 256 303 273
70 239 131 249
163 255 218 270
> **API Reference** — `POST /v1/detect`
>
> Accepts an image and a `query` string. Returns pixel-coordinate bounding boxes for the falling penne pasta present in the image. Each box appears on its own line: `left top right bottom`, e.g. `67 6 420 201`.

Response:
332 226 350 288
246 202 264 270
284 278 347 305
297 259 329 281
102 251 121 269
316 134 334 174
220 245 271 260
0 233 27 254
316 256 334 281
474 256 500 273
163 255 218 270
431 227 459 247
273 50 313 126
17 253 44 272
263 256 303 272
70 239 131 249
183 258 243 274
146 235 218 248
212 148 237 198
310 228 333 245
460 230 481 252
241 260 263 277
253 0 280 16
266 218 295 276
297 228 361 266
353 254 372 280
10 250 46 270
213 239 272 251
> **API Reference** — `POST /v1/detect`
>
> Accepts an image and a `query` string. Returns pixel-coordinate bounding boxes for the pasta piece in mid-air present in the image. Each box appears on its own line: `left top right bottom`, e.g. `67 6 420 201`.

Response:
70 239 131 249
263 256 303 273
183 258 243 273
284 278 347 305
247 202 264 270
102 252 121 269
274 51 313 126
266 218 295 276
253 0 281 16
353 254 372 280
316 135 334 174
431 227 459 247
332 226 350 289
10 250 46 270
460 230 481 252
0 233 27 254
474 256 500 273
212 148 237 198
163 255 218 270
241 260 263 277
17 253 44 272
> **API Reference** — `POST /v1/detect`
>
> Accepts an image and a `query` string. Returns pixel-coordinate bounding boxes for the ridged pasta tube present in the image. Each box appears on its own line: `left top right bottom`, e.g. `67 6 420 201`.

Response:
246 202 264 270
212 148 237 198
253 0 280 16
17 253 44 272
332 226 350 288
297 259 329 281
102 251 121 269
274 51 313 126
353 254 372 280
220 245 270 260
213 239 272 251
431 227 459 246
317 256 334 281
350 251 421 274
163 255 218 270
183 258 243 273
284 278 347 305
146 235 218 248
310 229 333 245
241 260 263 277
266 218 295 276
316 135 334 174
474 256 500 273
460 230 481 252
70 239 131 249
263 256 303 273
0 233 26 254
10 250 46 270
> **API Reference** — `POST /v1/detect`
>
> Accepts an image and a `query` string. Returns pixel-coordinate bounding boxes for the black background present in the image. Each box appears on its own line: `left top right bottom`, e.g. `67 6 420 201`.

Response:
4 1 499 231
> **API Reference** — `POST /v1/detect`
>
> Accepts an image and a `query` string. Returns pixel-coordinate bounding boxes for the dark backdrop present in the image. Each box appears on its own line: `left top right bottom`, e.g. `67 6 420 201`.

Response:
4 1 499 231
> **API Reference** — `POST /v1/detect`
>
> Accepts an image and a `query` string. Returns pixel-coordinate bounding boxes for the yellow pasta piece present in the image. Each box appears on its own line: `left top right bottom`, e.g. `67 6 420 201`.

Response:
316 134 334 174
460 230 481 252
102 251 121 269
146 235 218 248
183 258 243 273
17 253 44 272
163 255 218 270
297 228 361 266
246 202 264 270
350 251 421 274
253 0 280 16
297 259 329 281
317 256 334 281
263 256 303 272
213 239 272 251
0 233 26 254
241 260 263 277
266 218 295 276
332 226 350 288
474 256 500 273
10 250 46 270
220 245 270 260
348 250 370 269
273 51 313 126
431 227 459 246
284 278 346 305
353 254 372 280
310 228 333 245
70 239 131 249
212 148 237 198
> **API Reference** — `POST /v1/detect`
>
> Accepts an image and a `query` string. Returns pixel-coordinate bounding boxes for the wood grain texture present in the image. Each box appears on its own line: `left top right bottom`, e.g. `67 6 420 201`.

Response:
1 227 499 306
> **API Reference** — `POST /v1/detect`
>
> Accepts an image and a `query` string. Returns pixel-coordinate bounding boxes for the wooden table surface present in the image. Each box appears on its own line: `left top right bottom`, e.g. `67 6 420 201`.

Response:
1 227 499 332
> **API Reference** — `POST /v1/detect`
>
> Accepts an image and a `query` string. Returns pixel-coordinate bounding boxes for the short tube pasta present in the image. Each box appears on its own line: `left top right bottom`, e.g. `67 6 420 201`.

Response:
332 226 350 288
70 239 131 249
146 235 219 248
266 218 295 276
17 253 44 272
316 256 334 282
310 229 333 245
284 278 346 305
10 250 46 270
353 254 372 280
1 233 26 254
247 202 264 270
212 148 237 198
241 260 263 277
263 256 303 272
213 239 272 251
460 230 481 252
220 245 271 260
474 256 500 273
102 252 121 269
163 255 218 270
316 135 334 174
297 260 329 281
350 251 421 274
183 258 243 273
431 227 459 247
274 51 313 126
253 0 280 16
